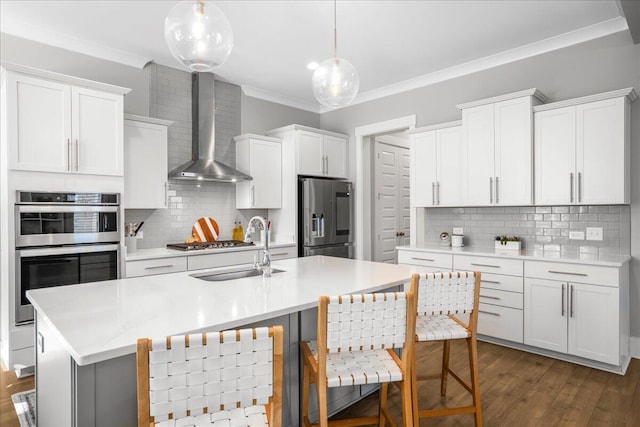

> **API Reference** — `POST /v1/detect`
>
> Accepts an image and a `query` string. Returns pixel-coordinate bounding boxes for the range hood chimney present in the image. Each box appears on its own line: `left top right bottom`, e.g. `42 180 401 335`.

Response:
168 73 252 182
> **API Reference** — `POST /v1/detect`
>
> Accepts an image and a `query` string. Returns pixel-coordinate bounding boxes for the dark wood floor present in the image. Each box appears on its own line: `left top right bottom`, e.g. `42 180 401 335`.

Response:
333 341 640 426
2 342 639 427
0 361 34 427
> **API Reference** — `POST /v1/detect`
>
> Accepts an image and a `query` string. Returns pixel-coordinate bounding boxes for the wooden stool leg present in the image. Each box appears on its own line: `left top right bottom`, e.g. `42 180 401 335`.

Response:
467 337 482 427
378 383 389 427
317 381 329 427
411 347 419 427
441 340 451 396
401 378 413 427
301 361 310 426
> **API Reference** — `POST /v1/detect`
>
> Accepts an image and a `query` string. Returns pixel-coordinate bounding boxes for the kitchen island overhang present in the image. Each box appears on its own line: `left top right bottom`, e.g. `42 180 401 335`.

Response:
28 256 416 427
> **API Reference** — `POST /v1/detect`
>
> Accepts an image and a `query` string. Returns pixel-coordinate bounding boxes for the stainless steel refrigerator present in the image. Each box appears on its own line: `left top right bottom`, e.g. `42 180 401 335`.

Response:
298 177 353 258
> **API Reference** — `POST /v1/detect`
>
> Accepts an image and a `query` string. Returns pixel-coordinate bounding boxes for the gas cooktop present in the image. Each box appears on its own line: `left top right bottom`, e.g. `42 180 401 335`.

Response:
166 241 255 251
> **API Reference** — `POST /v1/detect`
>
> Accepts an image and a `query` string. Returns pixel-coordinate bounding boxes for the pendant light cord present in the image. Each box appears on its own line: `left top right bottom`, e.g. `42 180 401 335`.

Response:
334 0 338 58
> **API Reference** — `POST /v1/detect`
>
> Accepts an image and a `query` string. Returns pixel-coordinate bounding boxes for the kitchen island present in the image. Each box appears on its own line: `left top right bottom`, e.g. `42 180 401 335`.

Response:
27 256 415 427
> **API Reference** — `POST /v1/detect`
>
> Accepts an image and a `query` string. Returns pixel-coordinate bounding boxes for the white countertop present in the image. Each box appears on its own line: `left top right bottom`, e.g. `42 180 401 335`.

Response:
397 244 631 267
27 256 414 366
125 242 296 261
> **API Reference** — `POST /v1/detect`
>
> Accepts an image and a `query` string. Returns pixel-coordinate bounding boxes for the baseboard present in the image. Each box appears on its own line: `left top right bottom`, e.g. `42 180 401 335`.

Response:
631 336 640 359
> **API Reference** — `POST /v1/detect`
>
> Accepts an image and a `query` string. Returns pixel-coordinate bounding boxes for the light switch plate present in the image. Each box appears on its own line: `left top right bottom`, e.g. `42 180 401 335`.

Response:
585 227 603 241
453 227 464 235
569 231 585 240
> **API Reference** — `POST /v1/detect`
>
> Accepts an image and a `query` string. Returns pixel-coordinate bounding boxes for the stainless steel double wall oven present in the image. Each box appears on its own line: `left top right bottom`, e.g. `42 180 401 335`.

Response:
14 191 121 324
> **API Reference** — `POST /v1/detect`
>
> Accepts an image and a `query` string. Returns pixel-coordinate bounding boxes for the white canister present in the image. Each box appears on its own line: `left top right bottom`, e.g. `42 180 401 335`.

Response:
125 236 137 253
451 235 464 247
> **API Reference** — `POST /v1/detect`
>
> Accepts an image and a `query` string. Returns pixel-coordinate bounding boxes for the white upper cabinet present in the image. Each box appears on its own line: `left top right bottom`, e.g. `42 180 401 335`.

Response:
124 115 172 209
459 90 543 206
535 88 634 205
3 64 130 176
234 134 282 209
410 122 462 207
297 129 348 178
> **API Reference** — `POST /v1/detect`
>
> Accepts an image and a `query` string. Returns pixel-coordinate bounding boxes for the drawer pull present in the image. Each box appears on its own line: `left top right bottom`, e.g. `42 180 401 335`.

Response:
471 263 500 268
480 295 500 300
145 264 174 270
481 280 501 284
479 310 500 317
411 257 435 262
272 252 289 256
548 270 587 277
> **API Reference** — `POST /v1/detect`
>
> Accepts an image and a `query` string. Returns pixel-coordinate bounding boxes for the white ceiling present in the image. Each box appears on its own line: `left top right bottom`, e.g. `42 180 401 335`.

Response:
0 1 628 113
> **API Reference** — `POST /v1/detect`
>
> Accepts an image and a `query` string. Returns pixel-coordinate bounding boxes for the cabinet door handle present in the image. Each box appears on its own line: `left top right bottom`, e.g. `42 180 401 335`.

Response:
145 264 174 270
480 294 500 300
432 182 436 206
67 138 71 171
411 257 435 262
437 182 440 205
164 182 168 207
570 284 574 318
481 279 501 284
325 156 329 175
489 177 493 204
495 177 499 204
75 139 79 171
548 270 587 277
471 263 500 268
479 310 500 317
271 252 288 257
570 173 574 203
251 185 255 207
578 172 582 203
561 283 565 317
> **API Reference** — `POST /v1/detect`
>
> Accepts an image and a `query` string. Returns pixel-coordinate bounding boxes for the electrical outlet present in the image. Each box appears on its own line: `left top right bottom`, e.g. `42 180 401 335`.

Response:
585 227 603 241
136 230 144 239
569 231 585 240
453 227 464 235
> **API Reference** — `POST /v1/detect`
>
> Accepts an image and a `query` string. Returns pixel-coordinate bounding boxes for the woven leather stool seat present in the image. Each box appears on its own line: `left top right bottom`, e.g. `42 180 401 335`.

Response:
416 314 471 341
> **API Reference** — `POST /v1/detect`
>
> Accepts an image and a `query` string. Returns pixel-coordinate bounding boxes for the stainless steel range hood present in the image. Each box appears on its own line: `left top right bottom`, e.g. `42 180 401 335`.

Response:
168 73 252 182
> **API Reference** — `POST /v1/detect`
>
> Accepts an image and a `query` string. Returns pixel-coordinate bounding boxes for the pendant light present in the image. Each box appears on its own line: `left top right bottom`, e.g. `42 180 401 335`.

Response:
164 0 233 72
311 0 360 107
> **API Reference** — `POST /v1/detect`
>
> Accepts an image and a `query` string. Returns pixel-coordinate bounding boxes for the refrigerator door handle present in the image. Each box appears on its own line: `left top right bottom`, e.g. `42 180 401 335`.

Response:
320 213 325 237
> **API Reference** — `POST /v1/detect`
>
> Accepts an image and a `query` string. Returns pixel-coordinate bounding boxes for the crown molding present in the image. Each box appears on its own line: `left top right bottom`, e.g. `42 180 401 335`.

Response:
265 124 348 139
456 88 547 110
241 85 323 114
1 22 151 69
124 114 174 126
533 87 638 112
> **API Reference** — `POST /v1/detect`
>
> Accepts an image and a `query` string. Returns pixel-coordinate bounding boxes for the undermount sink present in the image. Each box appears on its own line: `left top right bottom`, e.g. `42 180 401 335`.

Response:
191 267 284 282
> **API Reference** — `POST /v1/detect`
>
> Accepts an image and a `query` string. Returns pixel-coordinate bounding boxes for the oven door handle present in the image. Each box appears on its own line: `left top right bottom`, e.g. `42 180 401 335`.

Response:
16 244 121 257
16 205 119 213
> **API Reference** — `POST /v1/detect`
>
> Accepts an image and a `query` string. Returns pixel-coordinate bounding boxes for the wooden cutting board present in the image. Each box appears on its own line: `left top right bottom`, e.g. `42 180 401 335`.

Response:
191 217 220 242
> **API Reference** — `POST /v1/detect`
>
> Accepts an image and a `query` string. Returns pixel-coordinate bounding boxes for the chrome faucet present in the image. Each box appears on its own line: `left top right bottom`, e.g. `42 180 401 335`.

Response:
245 216 271 277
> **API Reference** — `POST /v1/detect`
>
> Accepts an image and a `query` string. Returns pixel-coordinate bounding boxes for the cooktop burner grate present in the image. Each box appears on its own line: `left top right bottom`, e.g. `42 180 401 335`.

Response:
166 240 255 251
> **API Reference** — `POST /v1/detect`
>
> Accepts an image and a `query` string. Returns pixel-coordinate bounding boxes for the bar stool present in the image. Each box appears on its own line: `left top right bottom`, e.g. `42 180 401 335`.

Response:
300 286 417 427
136 326 283 427
411 271 482 426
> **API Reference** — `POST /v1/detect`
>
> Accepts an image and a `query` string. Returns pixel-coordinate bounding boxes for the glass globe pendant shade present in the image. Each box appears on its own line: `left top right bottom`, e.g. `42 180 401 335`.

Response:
312 57 360 107
164 0 233 72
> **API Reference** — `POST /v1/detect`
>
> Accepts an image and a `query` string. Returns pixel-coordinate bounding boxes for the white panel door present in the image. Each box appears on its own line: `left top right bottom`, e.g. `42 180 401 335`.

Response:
250 139 282 209
72 86 123 176
410 131 437 207
436 126 463 206
534 106 576 205
494 97 533 205
124 120 168 209
576 97 626 205
463 104 495 205
8 74 72 173
297 130 324 176
374 142 409 263
524 278 567 354
568 283 619 365
324 135 348 178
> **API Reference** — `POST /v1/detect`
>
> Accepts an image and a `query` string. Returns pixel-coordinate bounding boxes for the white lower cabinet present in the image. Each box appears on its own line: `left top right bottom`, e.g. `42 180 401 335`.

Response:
126 257 187 278
524 277 620 365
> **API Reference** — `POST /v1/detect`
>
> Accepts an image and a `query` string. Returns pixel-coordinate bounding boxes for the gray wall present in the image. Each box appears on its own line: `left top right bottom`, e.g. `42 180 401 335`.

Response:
0 33 150 116
240 94 320 134
319 31 640 339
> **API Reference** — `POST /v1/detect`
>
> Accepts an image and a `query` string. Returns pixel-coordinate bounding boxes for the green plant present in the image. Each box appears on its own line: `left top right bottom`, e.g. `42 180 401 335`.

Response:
495 235 520 245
